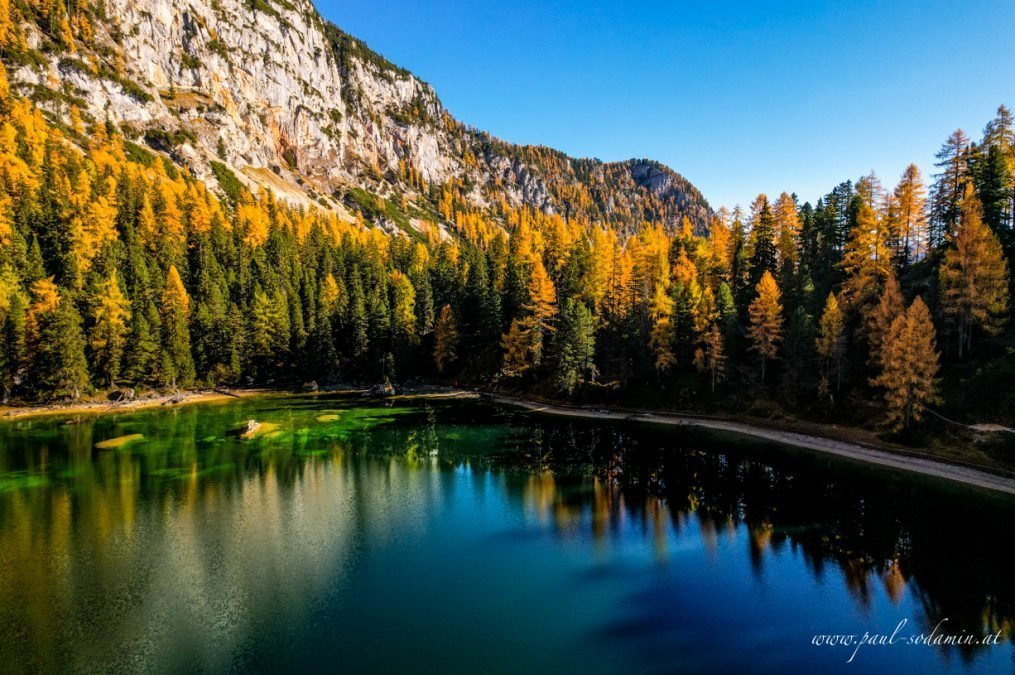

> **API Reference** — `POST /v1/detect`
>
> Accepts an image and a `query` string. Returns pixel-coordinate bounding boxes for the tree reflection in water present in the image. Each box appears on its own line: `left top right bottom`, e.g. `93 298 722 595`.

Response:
0 396 1012 671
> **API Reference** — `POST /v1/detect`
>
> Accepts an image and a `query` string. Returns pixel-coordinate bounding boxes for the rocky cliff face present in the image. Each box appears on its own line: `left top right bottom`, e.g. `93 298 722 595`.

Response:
8 0 710 232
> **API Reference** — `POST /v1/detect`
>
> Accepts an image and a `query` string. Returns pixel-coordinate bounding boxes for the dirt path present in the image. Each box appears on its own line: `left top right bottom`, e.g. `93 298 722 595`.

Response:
487 394 1015 497
0 389 271 421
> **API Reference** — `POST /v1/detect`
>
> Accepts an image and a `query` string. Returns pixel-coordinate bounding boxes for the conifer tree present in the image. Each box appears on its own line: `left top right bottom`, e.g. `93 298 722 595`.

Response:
648 270 676 374
696 323 726 392
25 280 89 400
871 297 940 430
748 195 778 288
889 164 928 265
89 271 130 386
839 201 892 312
747 270 783 382
867 271 904 367
433 304 458 375
524 257 557 366
500 319 530 378
0 283 26 399
552 298 596 395
938 184 1009 357
160 265 195 388
124 298 161 385
816 292 846 397
930 129 971 246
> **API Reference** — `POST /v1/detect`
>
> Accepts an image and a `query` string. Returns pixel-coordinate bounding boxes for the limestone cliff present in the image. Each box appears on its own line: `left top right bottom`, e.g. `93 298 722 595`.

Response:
6 0 711 232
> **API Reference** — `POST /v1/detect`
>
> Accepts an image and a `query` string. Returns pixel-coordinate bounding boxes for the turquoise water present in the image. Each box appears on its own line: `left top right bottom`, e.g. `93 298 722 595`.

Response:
0 395 1012 673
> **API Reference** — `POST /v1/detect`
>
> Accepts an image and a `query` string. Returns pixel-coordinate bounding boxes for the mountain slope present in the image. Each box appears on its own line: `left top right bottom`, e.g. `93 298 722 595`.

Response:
4 0 710 234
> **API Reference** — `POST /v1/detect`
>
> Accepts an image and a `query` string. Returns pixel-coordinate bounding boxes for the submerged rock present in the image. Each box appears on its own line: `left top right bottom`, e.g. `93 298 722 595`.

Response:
94 434 145 450
239 420 280 440
240 420 261 439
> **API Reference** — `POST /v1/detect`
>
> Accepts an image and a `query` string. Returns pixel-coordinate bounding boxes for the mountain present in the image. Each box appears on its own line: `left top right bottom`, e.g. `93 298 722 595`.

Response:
5 0 710 235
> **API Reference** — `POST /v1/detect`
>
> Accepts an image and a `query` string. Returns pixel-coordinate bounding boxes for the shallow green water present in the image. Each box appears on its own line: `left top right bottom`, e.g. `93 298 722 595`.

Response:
0 394 1013 673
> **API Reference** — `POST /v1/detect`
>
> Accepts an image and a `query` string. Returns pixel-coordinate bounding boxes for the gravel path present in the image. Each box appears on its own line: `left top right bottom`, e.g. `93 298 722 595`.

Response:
488 394 1015 497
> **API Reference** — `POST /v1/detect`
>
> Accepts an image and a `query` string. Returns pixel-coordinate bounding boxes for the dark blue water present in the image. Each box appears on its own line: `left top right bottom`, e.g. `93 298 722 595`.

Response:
0 395 1012 673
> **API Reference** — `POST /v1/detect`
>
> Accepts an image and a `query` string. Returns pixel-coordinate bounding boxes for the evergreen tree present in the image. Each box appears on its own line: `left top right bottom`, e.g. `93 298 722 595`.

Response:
160 265 195 388
124 298 161 385
26 281 88 400
929 129 971 247
433 304 458 375
748 195 778 288
552 298 597 395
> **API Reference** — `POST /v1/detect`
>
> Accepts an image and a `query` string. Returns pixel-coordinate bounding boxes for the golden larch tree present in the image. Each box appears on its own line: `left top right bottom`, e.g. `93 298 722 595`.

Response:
747 270 783 382
648 269 676 373
90 271 131 386
840 200 893 311
871 296 941 430
816 292 846 397
890 164 927 263
938 183 1010 358
867 271 904 367
695 323 726 392
500 319 530 378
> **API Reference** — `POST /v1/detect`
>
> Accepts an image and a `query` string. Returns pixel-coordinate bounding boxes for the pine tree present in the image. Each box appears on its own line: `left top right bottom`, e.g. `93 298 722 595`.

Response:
124 298 161 385
25 280 89 400
747 270 783 382
0 285 26 400
871 297 941 430
552 298 597 395
433 304 458 375
89 271 130 386
938 184 1010 357
160 265 195 388
929 129 971 247
748 195 778 287
816 292 846 397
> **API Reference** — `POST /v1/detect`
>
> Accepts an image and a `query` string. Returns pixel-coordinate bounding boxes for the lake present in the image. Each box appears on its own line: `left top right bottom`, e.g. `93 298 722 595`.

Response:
0 394 1012 673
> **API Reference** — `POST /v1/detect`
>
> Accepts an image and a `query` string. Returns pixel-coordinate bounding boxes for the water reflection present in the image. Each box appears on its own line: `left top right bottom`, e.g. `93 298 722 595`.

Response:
0 396 1012 672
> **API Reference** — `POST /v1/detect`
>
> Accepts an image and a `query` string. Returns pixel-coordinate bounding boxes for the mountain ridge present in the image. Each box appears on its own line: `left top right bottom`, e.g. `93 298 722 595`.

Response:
4 0 711 235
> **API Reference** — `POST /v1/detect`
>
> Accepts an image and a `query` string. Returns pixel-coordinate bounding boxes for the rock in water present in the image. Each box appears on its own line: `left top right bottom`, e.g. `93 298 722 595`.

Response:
240 420 262 439
95 434 145 450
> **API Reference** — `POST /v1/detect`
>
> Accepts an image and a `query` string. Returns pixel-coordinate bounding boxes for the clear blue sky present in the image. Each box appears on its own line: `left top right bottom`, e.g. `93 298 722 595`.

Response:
316 0 1015 210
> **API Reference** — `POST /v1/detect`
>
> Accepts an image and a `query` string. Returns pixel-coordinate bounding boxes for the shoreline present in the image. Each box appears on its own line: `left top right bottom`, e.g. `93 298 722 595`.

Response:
0 388 276 421
484 393 1015 497
3 386 1013 497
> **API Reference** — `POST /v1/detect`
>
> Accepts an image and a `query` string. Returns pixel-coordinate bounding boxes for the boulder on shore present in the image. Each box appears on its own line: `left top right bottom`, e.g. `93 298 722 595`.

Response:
107 388 136 402
368 382 396 398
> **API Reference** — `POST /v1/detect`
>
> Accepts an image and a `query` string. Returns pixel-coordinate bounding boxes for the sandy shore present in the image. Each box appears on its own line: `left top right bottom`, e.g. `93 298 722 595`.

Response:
486 394 1015 497
0 389 271 421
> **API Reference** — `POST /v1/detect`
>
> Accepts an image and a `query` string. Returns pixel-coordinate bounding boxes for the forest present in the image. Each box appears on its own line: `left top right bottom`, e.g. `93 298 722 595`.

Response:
0 47 1012 433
